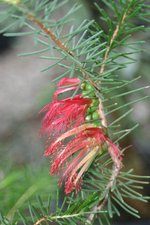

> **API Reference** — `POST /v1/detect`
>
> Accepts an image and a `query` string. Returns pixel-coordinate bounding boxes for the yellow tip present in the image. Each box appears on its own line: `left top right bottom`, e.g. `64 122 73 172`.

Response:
2 0 20 5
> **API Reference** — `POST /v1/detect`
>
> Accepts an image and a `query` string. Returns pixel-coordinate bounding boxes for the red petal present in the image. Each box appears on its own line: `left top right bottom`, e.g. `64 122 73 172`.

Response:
51 139 88 174
41 97 91 137
58 77 80 87
65 174 82 194
44 141 61 156
61 148 87 188
54 86 79 98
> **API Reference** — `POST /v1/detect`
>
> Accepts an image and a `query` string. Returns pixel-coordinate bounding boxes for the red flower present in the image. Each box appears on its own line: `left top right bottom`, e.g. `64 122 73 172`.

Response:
45 124 122 194
40 78 92 139
40 78 122 194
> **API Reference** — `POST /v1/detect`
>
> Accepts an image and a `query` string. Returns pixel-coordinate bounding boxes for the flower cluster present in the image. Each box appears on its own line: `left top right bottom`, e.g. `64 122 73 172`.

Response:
40 78 122 194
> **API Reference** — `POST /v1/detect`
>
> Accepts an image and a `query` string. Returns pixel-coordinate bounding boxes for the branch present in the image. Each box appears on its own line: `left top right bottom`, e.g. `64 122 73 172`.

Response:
34 211 106 225
85 8 129 225
85 159 122 225
28 14 74 57
34 216 48 225
26 13 101 92
99 9 128 74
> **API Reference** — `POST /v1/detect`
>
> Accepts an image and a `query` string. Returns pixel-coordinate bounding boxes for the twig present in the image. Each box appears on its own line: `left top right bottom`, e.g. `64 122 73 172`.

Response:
98 98 107 128
85 159 122 224
28 14 74 57
34 211 107 224
85 9 128 225
99 10 128 75
27 14 100 92
34 216 48 225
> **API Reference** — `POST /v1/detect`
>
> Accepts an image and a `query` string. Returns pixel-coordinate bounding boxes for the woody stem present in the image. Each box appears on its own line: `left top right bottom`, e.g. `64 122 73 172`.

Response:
85 8 128 225
26 14 100 91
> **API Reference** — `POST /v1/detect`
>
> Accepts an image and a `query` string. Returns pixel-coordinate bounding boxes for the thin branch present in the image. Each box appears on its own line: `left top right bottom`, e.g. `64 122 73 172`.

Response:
85 159 122 224
26 13 100 92
98 98 108 128
34 216 48 225
34 211 106 225
99 10 128 75
28 14 74 57
85 8 129 225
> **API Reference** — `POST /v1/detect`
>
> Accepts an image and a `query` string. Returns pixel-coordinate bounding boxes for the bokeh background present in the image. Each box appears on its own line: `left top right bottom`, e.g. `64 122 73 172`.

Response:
0 1 149 224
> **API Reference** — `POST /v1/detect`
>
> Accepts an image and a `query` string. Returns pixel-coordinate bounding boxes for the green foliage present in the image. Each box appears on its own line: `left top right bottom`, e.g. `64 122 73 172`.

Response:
0 0 149 224
0 165 149 225
0 165 56 224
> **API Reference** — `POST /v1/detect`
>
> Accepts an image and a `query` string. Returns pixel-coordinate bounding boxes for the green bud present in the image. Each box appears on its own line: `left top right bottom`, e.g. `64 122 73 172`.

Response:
82 84 96 98
81 82 86 90
93 121 100 127
88 106 97 113
82 91 89 96
85 83 93 91
87 107 91 114
82 90 96 98
88 91 96 97
92 111 99 120
91 99 99 106
85 115 92 121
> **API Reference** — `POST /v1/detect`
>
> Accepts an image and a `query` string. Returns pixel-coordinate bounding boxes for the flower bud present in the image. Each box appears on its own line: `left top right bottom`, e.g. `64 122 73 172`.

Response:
85 115 92 121
80 82 86 90
92 111 99 120
85 83 93 91
91 99 99 106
